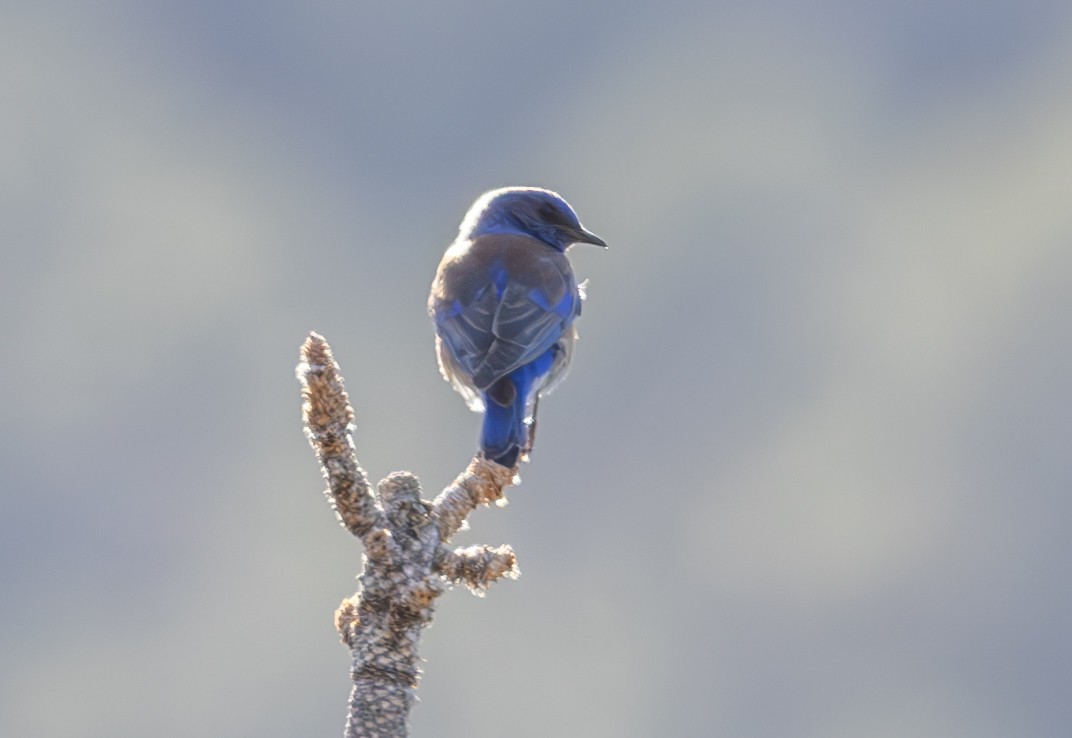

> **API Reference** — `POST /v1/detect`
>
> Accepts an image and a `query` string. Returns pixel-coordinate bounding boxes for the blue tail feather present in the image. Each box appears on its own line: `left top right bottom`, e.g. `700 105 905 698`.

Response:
480 348 556 467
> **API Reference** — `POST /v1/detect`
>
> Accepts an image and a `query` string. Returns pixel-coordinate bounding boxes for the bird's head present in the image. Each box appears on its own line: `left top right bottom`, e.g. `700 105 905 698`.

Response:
460 186 607 252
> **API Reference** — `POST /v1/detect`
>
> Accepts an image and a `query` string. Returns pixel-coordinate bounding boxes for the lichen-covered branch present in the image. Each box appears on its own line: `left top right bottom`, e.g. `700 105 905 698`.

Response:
431 456 517 541
297 332 519 738
434 544 519 594
297 333 383 540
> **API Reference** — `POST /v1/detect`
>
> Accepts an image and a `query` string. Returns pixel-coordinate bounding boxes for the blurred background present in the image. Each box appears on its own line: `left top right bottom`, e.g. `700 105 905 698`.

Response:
3 1 1071 736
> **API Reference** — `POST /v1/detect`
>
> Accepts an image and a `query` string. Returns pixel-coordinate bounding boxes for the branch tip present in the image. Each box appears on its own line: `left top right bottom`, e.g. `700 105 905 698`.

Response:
436 544 520 593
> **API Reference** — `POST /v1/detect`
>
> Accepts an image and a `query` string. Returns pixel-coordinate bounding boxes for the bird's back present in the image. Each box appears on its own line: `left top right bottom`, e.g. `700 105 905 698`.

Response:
431 233 574 308
429 232 580 404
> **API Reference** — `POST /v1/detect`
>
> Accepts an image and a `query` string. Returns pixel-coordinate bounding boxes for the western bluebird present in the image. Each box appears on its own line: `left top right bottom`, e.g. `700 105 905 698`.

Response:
428 186 606 468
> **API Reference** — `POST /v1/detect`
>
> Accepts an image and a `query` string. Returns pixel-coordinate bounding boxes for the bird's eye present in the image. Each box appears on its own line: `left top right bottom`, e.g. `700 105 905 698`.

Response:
538 204 571 226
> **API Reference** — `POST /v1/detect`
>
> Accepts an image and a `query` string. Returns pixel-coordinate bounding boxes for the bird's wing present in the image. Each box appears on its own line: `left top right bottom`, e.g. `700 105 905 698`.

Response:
434 334 486 412
433 265 578 392
434 284 499 374
470 278 577 388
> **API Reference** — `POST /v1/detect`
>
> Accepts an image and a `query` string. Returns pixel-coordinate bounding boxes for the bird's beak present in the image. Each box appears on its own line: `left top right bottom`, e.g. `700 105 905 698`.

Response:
574 227 608 248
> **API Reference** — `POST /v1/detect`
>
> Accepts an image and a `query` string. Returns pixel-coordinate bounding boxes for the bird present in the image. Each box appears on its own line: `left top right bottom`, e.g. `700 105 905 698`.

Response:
428 186 606 469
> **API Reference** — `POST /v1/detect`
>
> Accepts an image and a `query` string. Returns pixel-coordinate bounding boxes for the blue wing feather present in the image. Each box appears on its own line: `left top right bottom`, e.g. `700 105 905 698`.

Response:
431 234 580 392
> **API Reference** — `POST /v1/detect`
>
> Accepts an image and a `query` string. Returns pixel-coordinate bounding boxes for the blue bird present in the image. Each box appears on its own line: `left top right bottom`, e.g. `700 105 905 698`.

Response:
429 187 606 468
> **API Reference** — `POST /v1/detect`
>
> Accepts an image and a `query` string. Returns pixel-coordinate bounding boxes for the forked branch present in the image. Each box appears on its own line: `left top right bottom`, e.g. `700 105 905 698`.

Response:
297 332 519 737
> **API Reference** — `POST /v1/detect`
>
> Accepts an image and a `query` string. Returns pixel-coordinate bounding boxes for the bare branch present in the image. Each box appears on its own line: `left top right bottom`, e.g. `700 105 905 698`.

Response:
297 333 384 541
431 456 517 542
435 544 519 594
297 333 519 737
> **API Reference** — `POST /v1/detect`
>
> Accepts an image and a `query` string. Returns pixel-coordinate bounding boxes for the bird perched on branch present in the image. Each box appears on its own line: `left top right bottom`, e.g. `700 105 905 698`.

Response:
429 187 606 469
